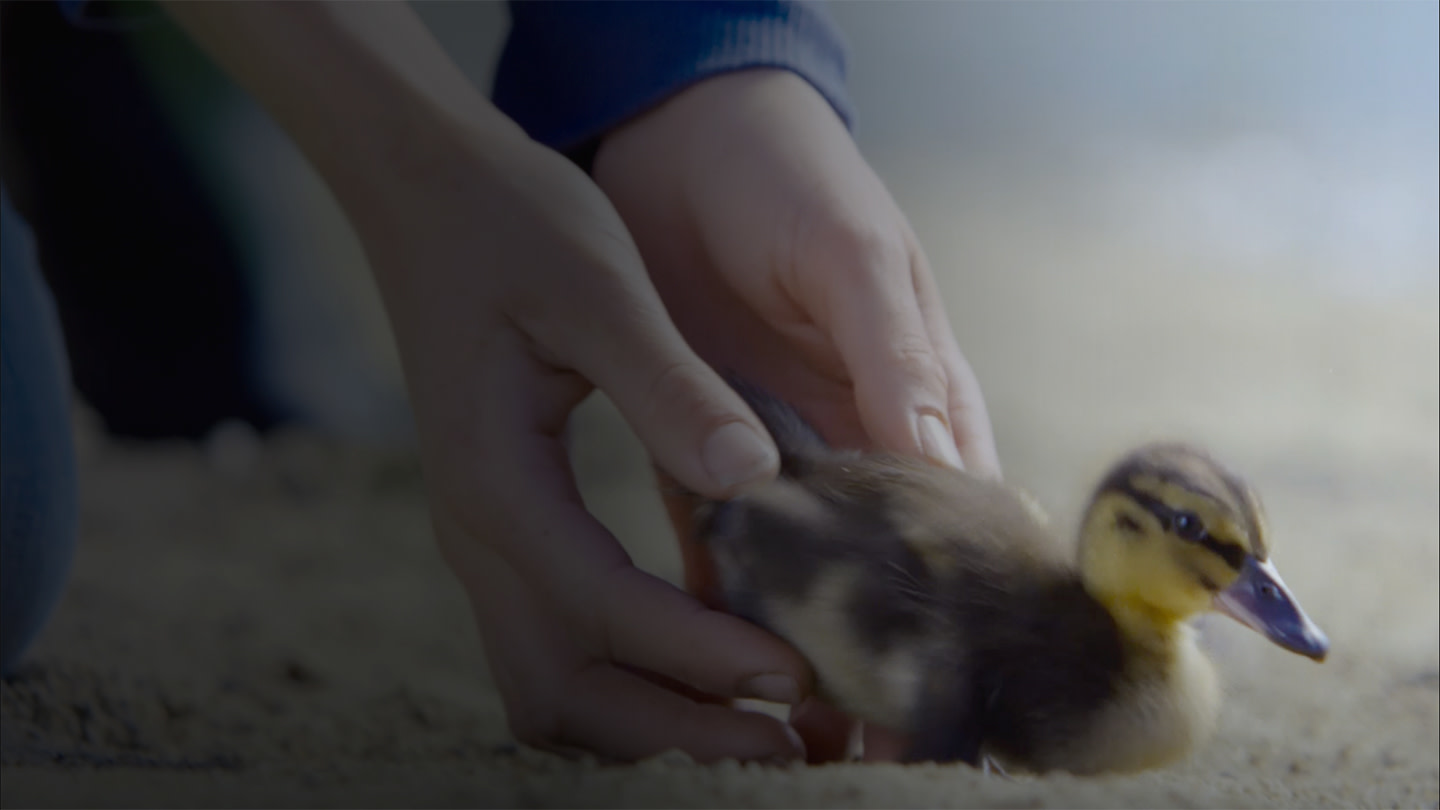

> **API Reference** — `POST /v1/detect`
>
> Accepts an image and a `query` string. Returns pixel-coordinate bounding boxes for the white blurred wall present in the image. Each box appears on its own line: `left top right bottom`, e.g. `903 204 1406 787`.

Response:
828 2 1439 297
832 2 1437 152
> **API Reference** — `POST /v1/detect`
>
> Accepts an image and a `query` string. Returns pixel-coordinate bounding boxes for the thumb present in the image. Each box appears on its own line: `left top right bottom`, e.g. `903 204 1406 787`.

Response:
558 287 780 499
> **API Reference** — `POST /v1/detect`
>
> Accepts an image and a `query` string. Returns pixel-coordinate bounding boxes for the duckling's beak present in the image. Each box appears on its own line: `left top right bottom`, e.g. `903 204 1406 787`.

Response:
1212 557 1330 661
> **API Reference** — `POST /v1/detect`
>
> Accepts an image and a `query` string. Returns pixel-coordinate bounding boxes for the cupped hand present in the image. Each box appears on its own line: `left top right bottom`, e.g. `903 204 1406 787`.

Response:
356 120 815 763
593 68 1001 761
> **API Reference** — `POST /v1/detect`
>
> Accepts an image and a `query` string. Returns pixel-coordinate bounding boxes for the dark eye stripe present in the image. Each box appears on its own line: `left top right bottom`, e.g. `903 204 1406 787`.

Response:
1104 482 1247 571
1196 535 1247 571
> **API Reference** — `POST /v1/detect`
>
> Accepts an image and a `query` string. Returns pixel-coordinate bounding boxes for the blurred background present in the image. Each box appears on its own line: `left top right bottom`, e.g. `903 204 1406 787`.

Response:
2 3 1436 805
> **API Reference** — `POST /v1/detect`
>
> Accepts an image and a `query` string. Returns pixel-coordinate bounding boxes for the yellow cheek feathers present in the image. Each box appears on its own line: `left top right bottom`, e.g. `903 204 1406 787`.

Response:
1079 496 1223 640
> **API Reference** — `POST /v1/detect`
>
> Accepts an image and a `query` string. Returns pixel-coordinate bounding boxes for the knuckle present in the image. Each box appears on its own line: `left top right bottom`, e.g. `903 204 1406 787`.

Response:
640 359 729 429
825 225 910 285
890 339 948 393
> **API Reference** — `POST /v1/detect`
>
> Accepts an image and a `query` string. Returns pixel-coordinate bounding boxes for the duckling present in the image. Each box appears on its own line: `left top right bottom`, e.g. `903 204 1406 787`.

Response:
697 381 1329 775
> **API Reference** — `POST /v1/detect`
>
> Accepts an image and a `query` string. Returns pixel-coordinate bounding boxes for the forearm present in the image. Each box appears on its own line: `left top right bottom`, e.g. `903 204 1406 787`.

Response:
161 1 524 221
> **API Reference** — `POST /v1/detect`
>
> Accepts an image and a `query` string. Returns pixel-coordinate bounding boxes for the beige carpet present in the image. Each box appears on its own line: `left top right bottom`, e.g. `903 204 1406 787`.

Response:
3 152 1436 808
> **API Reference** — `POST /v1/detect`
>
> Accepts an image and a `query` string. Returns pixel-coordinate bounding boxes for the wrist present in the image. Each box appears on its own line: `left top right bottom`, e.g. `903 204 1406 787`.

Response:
271 9 534 220
163 1 530 216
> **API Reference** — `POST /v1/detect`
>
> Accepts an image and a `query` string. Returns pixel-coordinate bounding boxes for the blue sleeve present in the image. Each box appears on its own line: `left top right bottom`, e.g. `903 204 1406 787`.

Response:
492 1 854 157
56 0 158 30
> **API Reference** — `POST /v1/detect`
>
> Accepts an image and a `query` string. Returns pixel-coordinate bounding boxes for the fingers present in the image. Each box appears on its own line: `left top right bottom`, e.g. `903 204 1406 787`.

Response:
789 698 857 763
454 520 805 763
555 664 804 763
911 249 1003 478
814 231 964 469
789 698 912 763
543 279 781 500
444 380 811 708
597 564 812 705
861 721 911 762
933 327 1002 478
461 455 812 707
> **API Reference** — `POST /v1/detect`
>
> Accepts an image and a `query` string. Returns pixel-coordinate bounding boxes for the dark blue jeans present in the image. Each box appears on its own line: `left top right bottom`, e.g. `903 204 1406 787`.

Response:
0 186 79 674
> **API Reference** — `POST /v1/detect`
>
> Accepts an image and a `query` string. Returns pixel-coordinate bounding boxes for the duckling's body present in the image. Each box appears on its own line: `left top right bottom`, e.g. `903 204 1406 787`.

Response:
698 382 1326 774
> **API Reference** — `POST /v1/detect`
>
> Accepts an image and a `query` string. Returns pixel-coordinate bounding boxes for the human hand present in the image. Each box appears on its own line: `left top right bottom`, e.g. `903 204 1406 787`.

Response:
367 124 822 764
593 68 1001 761
167 2 813 763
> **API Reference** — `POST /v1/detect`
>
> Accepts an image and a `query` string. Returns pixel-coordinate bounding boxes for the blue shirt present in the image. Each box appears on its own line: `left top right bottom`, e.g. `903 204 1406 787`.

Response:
493 1 853 161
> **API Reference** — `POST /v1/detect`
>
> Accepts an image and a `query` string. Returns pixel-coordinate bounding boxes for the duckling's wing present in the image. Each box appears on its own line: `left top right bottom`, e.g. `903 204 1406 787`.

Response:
700 473 968 729
701 472 944 633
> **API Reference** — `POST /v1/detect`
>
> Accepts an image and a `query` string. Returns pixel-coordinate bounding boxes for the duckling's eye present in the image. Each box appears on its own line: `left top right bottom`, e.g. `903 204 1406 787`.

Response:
1171 511 1207 542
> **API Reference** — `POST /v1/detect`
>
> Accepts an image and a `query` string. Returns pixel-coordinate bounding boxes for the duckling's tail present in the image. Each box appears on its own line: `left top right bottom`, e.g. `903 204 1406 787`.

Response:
724 375 832 479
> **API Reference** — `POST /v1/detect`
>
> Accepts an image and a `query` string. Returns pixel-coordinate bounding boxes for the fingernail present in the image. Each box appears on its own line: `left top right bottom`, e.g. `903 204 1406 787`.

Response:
783 723 807 758
917 412 964 469
704 422 779 491
763 724 806 765
739 672 801 705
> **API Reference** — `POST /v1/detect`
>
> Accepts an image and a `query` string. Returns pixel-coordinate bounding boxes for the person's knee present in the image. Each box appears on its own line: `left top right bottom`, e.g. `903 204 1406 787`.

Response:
2 189 79 675
0 432 79 675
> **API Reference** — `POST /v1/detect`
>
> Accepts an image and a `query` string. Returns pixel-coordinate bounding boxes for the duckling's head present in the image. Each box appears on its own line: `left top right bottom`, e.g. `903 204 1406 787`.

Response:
1078 443 1329 661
